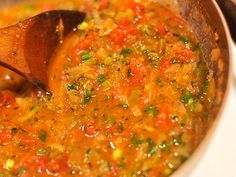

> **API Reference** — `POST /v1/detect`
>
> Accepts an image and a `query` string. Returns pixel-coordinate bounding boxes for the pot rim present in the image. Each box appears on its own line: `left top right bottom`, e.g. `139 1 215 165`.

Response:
0 1 233 176
171 0 233 176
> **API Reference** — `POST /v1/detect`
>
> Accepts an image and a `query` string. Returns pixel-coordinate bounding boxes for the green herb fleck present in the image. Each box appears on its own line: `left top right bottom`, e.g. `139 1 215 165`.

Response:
141 49 149 55
203 81 209 93
18 166 25 175
98 74 106 85
145 105 153 114
188 98 195 111
132 140 142 145
149 146 158 156
38 130 47 142
130 133 142 146
105 117 117 125
172 59 179 64
118 122 124 132
103 132 109 136
67 83 79 91
181 92 193 104
153 109 159 117
84 97 92 104
156 78 162 84
142 25 150 36
26 4 36 12
147 137 154 145
81 53 91 60
173 34 190 44
117 163 125 169
179 88 185 95
101 161 111 172
85 89 93 97
120 49 132 56
147 138 157 156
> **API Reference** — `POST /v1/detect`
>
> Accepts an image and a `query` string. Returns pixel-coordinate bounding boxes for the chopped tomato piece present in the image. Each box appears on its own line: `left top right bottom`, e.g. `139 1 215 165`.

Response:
159 49 194 70
0 90 15 107
15 132 37 146
72 32 95 56
111 85 128 105
127 0 146 22
156 23 166 35
172 16 187 26
47 155 69 174
159 58 172 70
126 62 147 86
153 105 176 132
121 129 132 138
117 19 131 26
0 128 12 144
36 155 69 175
176 49 194 62
98 0 109 10
36 157 49 174
109 20 138 45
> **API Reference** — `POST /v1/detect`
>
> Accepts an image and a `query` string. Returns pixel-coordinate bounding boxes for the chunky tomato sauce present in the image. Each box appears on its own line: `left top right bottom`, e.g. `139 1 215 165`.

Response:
0 0 215 176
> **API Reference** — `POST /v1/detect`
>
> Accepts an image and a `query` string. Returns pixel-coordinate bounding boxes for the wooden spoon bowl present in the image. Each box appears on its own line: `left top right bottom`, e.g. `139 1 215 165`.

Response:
0 10 86 91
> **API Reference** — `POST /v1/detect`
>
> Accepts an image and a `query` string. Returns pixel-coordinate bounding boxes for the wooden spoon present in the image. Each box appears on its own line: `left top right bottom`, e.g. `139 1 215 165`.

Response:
0 10 86 91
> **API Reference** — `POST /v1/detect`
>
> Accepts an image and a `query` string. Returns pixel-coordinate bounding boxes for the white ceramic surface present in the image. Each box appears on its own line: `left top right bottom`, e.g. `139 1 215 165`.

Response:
189 42 236 177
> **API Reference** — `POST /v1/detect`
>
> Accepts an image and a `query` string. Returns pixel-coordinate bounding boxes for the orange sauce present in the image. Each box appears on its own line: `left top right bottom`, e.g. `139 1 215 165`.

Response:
0 0 215 176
